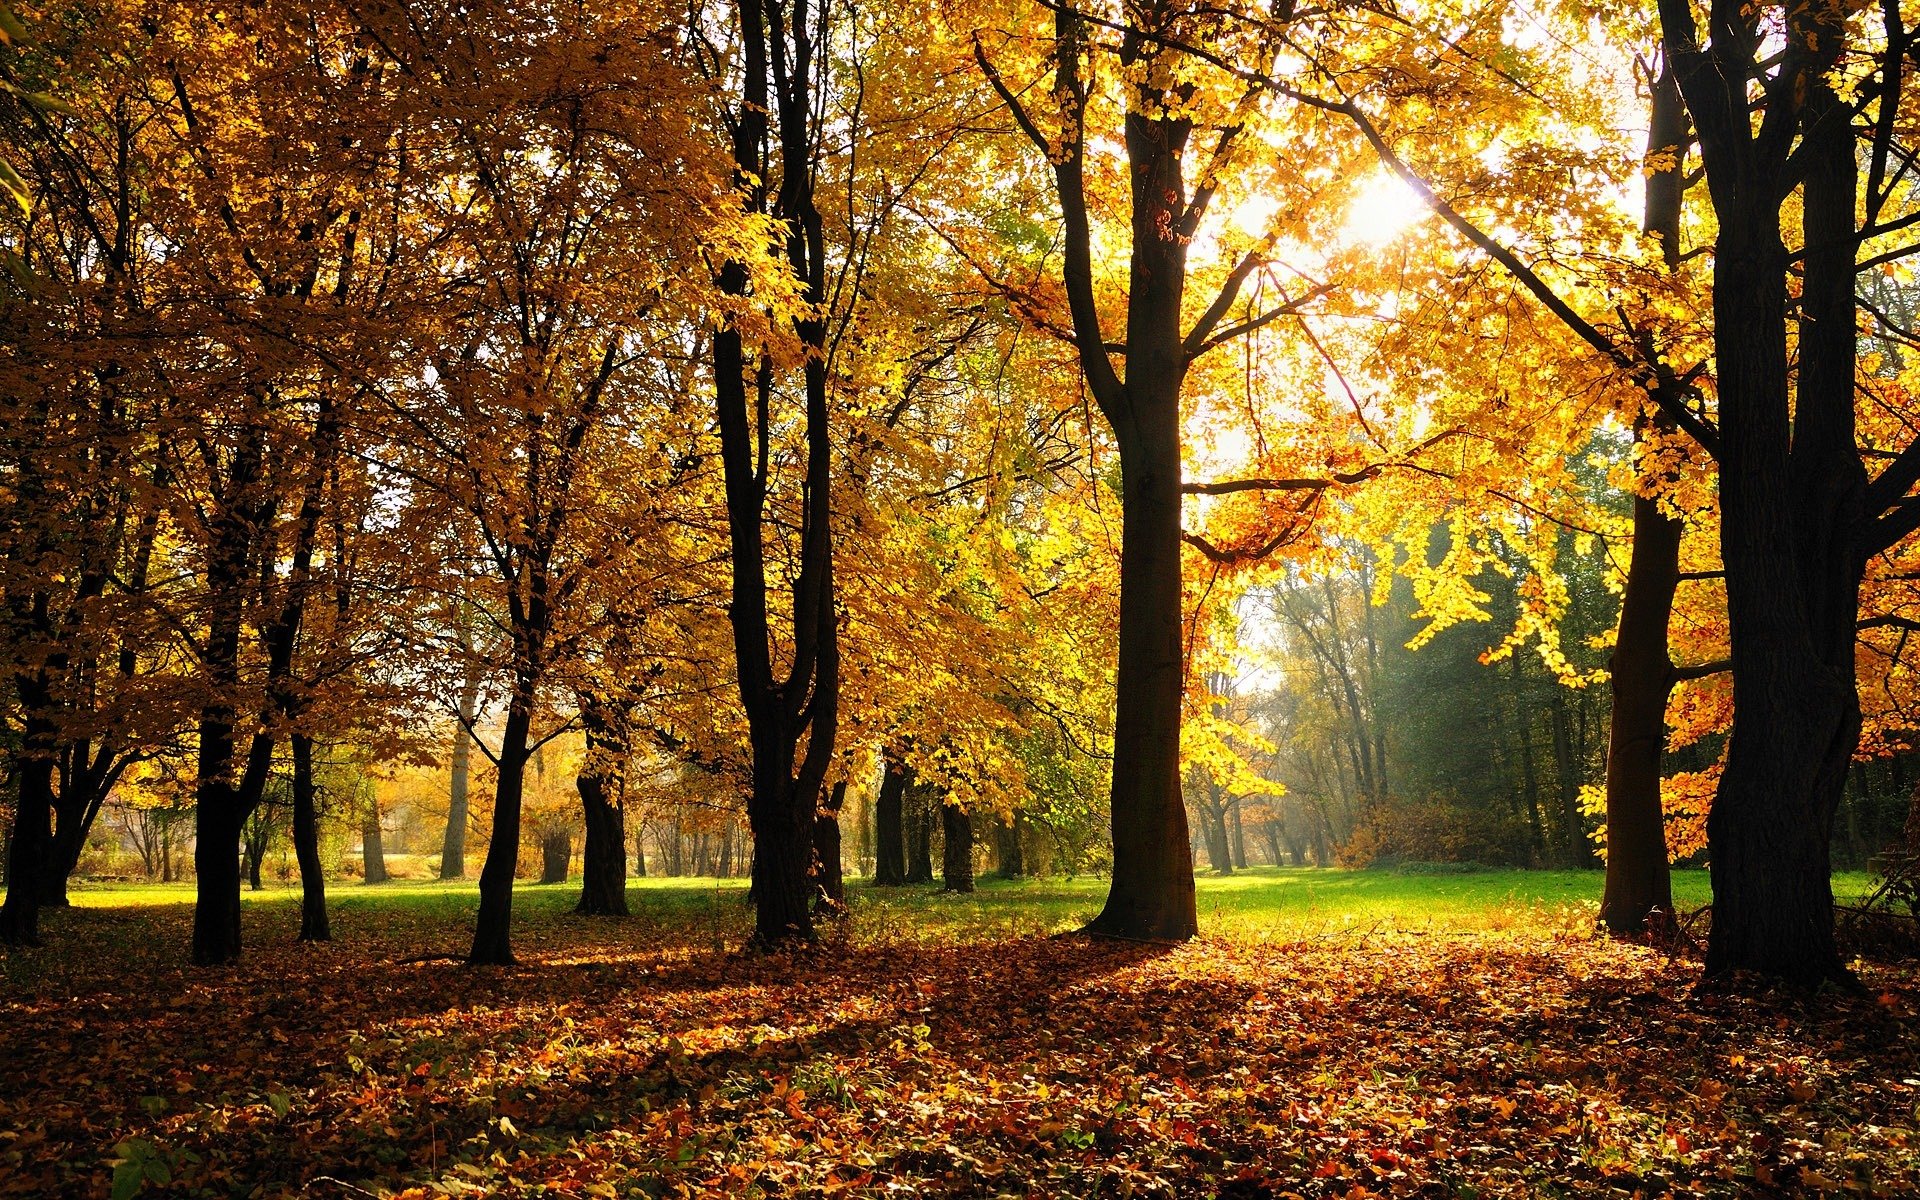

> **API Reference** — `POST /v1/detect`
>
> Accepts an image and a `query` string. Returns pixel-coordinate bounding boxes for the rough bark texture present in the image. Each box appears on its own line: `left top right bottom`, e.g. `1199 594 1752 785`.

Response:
873 757 909 885
291 733 329 942
941 800 974 894
1659 0 1864 983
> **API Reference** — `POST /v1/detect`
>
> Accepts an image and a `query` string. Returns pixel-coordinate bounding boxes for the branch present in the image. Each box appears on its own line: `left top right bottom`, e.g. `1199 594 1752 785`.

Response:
1670 658 1731 681
1182 466 1376 496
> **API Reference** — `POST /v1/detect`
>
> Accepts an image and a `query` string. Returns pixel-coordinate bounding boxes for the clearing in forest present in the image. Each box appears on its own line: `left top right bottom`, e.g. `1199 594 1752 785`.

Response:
2 875 1917 1199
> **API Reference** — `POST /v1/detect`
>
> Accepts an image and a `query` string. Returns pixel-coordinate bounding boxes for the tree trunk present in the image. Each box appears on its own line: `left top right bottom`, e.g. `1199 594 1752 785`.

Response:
574 708 629 916
245 820 267 891
292 733 329 941
995 812 1025 879
1601 480 1683 935
941 799 974 894
361 798 388 885
905 780 934 884
1084 410 1196 937
712 0 840 949
813 779 847 911
439 660 482 881
469 696 533 965
1229 797 1247 870
0 732 55 946
873 756 909 885
1548 691 1593 867
540 828 571 884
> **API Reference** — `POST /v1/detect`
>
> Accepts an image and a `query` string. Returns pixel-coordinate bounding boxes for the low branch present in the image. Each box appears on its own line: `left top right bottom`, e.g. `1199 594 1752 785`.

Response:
1671 658 1731 681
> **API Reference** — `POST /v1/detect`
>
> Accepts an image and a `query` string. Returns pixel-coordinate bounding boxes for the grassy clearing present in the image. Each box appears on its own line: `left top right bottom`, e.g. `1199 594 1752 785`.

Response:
51 865 1877 944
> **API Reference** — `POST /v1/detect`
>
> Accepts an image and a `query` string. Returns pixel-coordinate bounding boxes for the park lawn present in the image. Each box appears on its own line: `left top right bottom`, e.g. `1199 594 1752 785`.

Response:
2 868 1914 1200
54 864 1877 941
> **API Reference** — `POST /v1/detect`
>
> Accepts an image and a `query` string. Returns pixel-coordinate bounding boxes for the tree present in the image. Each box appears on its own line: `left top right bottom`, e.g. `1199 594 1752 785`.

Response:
703 0 842 945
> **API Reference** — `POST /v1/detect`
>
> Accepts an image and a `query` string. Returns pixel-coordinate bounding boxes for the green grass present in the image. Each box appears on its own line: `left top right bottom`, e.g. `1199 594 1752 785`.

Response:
54 866 1880 945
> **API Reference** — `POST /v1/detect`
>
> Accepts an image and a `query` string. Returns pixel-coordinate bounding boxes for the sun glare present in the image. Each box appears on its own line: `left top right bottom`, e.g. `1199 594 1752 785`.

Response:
1340 171 1428 248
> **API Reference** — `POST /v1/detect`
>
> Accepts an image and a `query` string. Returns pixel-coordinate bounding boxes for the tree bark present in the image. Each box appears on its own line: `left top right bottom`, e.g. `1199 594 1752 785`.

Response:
711 0 840 948
468 695 533 964
292 733 329 941
0 727 55 945
873 756 909 885
540 828 571 884
813 779 847 910
941 799 974 894
574 705 629 917
361 796 388 885
905 779 934 884
439 659 482 881
995 812 1026 879
1600 59 1687 937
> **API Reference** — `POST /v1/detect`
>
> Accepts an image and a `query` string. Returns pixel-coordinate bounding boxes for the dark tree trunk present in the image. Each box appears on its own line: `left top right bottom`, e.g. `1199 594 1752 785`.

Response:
1548 691 1593 867
941 800 974 893
813 779 846 911
574 706 629 917
245 821 267 891
712 0 840 948
440 659 482 881
0 729 55 946
540 829 571 885
977 8 1215 940
1600 60 1688 937
291 733 329 942
469 696 533 965
905 780 934 884
1601 481 1683 935
995 812 1025 879
873 756 909 885
1654 0 1866 984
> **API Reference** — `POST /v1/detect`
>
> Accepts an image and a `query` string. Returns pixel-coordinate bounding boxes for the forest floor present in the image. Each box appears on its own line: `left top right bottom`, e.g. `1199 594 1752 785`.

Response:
1 869 1915 1199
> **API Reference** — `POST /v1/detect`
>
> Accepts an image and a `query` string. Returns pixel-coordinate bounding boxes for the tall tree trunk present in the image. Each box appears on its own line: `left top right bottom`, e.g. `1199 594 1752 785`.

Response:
1655 0 1870 987
813 780 846 911
540 829 571 884
291 733 329 941
1548 691 1592 867
574 704 629 917
1600 59 1690 936
873 756 909 885
995 812 1026 879
1229 796 1247 869
941 799 974 894
0 722 55 946
361 795 388 885
439 659 482 881
1601 478 1683 935
905 780 934 884
469 694 533 964
712 0 839 948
